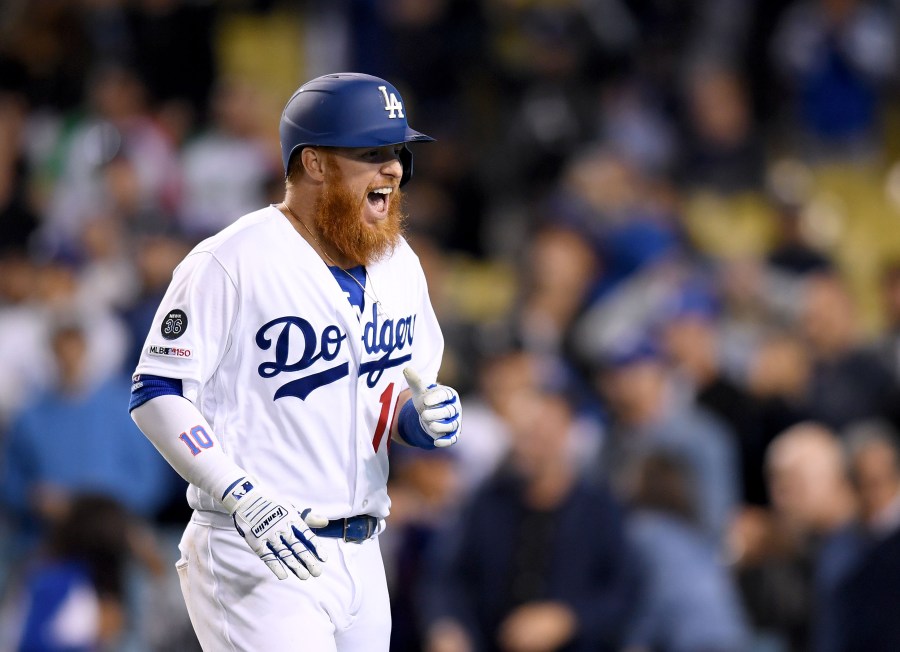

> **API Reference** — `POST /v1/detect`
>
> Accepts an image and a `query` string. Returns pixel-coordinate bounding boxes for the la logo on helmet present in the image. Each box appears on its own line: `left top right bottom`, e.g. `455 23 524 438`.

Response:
378 86 404 119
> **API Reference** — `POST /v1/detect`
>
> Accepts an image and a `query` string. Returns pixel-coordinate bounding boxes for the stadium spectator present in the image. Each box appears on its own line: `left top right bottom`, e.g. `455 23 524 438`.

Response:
383 445 462 652
0 493 168 652
677 63 766 195
814 420 900 652
592 338 740 541
623 451 750 652
656 281 774 505
117 232 192 373
0 252 48 427
770 0 897 160
422 388 638 652
798 272 897 431
515 224 601 356
730 422 856 652
177 77 279 238
0 321 176 545
38 62 180 259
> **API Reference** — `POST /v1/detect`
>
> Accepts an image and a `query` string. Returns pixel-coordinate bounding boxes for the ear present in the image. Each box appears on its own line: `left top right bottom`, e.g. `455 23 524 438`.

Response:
301 147 327 183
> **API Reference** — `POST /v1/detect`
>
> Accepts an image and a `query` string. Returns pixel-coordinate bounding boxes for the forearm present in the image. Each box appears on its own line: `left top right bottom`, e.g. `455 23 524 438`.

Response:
130 394 247 505
133 394 328 581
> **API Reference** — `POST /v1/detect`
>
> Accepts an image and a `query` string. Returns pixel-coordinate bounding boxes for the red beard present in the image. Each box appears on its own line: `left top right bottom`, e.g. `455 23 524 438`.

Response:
313 158 405 267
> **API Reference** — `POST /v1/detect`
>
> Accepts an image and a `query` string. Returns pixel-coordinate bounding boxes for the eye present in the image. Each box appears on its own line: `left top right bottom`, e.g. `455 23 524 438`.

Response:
360 147 402 163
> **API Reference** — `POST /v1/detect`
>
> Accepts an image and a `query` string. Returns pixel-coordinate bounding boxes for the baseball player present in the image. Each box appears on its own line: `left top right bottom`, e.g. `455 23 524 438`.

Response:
128 73 462 651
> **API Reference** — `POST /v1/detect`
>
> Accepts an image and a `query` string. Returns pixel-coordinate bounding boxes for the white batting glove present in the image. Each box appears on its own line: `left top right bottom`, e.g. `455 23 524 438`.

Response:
403 367 462 448
221 477 328 581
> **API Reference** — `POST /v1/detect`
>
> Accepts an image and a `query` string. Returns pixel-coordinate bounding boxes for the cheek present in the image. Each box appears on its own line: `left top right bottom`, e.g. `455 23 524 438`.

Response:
352 179 369 199
338 166 371 195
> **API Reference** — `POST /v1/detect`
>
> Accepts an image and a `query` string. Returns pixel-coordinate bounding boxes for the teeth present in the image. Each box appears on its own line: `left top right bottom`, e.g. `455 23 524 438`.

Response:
372 187 392 195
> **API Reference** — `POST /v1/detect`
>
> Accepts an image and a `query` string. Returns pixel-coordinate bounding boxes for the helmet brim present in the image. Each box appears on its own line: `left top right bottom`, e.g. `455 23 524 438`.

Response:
404 127 435 144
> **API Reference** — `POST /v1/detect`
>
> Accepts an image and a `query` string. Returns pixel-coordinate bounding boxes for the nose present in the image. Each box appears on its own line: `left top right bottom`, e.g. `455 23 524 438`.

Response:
381 151 403 180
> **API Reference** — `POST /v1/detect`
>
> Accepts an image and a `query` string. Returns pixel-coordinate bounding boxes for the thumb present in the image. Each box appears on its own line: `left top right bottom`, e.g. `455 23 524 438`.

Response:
301 508 330 529
403 367 426 396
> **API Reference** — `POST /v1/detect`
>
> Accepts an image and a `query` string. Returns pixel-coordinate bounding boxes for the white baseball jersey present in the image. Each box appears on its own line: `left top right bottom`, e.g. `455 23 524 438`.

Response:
134 204 444 520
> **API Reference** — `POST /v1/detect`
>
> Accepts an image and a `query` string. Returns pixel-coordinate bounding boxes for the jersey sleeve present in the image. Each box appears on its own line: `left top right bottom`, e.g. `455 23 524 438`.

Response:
134 251 239 403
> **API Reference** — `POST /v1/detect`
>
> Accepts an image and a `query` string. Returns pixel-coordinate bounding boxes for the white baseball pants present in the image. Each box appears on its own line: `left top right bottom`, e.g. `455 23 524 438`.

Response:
175 513 391 651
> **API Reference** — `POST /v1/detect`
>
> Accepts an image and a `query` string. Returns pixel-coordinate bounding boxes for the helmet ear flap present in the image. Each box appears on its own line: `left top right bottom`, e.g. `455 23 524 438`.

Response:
285 147 301 181
399 146 413 188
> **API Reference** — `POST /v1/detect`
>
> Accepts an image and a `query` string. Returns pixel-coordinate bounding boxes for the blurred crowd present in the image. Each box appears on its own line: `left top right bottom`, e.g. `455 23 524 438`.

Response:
3 0 900 650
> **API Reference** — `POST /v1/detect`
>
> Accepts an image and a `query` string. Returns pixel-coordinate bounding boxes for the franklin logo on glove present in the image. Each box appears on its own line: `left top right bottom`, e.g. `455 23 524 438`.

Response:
251 505 287 537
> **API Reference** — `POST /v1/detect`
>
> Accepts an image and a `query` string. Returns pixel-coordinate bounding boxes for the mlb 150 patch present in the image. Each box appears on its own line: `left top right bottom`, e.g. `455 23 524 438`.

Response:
147 345 192 358
161 309 188 340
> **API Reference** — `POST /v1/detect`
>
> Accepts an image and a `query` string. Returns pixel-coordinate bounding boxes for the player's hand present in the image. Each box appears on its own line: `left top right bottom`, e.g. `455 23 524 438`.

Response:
403 367 462 448
222 477 329 581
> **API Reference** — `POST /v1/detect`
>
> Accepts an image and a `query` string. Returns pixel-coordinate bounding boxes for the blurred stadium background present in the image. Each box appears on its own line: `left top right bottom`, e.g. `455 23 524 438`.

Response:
3 1 900 651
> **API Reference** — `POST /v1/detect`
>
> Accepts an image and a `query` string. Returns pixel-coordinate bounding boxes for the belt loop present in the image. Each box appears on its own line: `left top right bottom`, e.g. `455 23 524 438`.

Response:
342 517 350 542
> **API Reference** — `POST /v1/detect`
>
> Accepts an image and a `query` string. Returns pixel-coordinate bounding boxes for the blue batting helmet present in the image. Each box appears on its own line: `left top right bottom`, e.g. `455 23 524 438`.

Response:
279 72 434 187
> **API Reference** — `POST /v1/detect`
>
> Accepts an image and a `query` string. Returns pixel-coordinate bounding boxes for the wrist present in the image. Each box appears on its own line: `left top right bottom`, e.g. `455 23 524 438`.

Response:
397 399 435 449
220 475 257 514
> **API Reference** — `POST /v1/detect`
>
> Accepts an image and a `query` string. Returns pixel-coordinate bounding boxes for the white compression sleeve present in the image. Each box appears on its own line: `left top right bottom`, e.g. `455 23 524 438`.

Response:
131 394 247 505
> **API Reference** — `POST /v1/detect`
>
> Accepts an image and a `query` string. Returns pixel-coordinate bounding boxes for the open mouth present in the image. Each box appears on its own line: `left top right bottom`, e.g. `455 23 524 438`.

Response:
366 187 392 214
